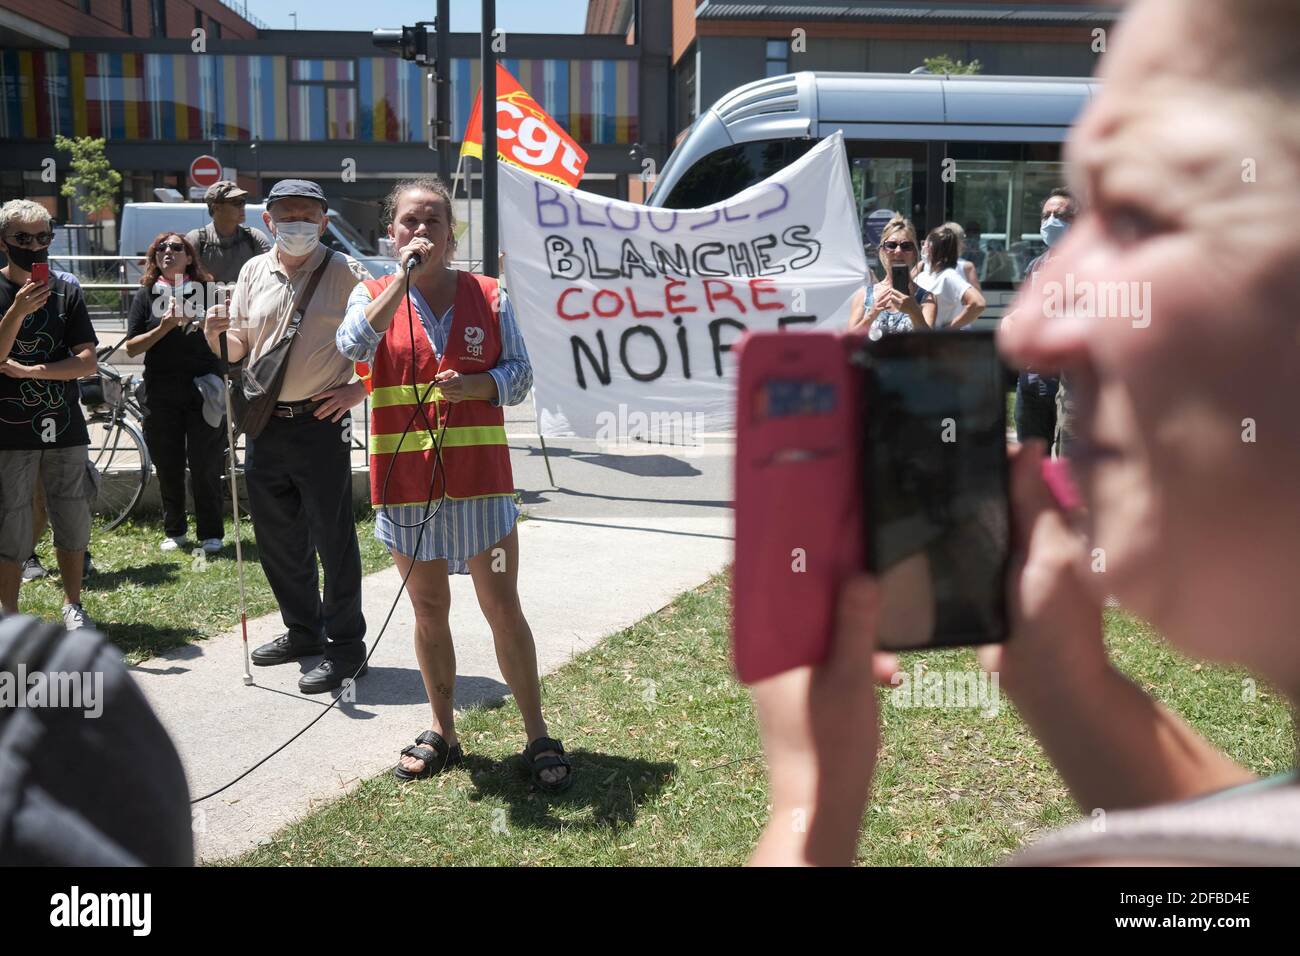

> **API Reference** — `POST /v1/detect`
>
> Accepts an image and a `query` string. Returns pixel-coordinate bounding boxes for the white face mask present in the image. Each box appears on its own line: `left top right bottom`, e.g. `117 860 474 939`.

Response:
273 220 321 256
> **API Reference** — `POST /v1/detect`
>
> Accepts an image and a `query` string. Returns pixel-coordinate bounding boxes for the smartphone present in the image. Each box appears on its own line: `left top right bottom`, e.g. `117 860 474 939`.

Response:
731 332 865 684
889 262 911 298
861 330 1009 650
30 262 50 284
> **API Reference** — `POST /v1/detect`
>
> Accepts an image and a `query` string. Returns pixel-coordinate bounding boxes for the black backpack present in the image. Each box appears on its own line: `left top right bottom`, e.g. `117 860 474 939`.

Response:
0 615 193 865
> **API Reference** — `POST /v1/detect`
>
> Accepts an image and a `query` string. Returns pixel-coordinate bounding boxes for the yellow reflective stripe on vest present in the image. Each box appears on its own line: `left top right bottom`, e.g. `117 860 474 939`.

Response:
370 383 444 408
369 424 508 455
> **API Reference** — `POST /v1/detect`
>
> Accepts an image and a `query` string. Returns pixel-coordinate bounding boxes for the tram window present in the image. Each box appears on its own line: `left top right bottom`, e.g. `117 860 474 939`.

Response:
661 139 818 210
947 143 1067 289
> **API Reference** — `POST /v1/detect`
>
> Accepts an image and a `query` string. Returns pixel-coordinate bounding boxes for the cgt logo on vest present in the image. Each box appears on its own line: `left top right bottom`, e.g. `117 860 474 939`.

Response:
463 326 486 361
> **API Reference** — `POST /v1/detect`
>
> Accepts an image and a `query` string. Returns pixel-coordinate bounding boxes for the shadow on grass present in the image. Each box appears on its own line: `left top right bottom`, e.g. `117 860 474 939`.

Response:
460 749 676 833
106 621 207 662
82 560 182 591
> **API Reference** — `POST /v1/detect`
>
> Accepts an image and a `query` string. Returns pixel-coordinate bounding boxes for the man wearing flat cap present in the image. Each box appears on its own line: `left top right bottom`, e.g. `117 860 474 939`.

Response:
185 181 270 285
203 179 373 693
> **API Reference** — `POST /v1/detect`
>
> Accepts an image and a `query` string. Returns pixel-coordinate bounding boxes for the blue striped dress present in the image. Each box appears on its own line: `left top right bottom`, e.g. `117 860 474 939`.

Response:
337 279 533 572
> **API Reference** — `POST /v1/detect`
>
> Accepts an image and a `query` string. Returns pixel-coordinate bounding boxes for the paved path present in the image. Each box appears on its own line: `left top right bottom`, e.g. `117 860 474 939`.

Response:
130 402 734 861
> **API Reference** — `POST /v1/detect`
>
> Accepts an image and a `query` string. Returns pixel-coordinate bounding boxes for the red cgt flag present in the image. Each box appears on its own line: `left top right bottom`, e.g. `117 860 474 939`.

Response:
461 64 588 188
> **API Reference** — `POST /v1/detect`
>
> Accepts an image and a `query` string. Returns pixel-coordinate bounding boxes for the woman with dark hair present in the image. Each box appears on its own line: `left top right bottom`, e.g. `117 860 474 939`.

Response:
916 224 985 330
125 232 225 553
337 178 573 792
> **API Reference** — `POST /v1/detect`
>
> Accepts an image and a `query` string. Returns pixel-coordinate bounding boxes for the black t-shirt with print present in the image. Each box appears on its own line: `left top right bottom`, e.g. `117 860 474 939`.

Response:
0 273 98 450
126 282 220 389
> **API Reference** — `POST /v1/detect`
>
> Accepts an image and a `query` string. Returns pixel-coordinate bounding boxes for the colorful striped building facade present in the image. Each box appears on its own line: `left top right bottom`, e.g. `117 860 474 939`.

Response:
0 50 640 146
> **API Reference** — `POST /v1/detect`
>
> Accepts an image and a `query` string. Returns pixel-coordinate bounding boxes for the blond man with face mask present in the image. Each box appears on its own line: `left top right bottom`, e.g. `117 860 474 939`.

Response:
748 0 1300 866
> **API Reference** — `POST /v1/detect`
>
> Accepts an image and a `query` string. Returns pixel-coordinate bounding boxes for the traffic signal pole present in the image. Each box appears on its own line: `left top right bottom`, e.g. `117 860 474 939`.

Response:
436 0 451 181
482 0 497 279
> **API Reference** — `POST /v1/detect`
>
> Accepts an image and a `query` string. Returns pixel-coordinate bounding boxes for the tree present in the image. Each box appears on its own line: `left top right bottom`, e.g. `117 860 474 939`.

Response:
54 135 122 253
922 55 983 76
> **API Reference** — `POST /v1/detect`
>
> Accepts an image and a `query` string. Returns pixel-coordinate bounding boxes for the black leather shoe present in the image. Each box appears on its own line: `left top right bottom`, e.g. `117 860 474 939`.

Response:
251 632 327 666
298 658 368 694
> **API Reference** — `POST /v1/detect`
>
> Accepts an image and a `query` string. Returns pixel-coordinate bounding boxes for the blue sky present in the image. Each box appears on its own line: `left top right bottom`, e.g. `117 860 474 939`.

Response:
236 0 590 33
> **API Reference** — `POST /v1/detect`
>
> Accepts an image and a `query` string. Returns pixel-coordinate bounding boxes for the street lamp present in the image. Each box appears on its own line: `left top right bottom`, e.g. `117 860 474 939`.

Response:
250 140 261 199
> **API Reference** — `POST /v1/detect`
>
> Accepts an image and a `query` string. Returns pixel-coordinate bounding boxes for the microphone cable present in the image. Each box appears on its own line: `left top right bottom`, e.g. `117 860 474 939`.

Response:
192 256 454 805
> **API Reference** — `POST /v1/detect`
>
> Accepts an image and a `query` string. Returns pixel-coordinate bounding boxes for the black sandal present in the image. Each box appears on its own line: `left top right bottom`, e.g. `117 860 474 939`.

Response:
522 736 574 793
394 730 464 781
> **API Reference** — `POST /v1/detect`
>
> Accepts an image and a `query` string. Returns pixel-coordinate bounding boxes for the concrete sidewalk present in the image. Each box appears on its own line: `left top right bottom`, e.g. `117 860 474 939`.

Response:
129 417 734 861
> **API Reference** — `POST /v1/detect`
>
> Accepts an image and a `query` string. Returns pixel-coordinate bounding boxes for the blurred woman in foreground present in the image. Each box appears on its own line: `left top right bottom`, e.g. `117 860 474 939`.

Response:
751 0 1300 866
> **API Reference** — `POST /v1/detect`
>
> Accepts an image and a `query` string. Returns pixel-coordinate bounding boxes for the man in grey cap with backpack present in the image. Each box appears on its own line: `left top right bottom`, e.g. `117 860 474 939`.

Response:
185 181 271 286
203 179 372 694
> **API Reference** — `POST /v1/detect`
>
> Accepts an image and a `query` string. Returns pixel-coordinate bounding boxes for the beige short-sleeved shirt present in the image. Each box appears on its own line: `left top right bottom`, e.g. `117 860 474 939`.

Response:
227 243 372 402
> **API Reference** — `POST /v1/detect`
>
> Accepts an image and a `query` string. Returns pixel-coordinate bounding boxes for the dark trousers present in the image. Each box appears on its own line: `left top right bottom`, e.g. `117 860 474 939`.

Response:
1015 372 1059 445
244 412 365 666
143 381 225 541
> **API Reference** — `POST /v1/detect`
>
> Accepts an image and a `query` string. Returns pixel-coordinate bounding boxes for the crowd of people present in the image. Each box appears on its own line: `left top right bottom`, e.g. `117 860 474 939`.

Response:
0 174 571 790
849 192 1078 454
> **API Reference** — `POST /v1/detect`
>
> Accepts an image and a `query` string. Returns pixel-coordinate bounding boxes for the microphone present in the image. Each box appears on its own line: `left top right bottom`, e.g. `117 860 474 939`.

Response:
404 251 422 273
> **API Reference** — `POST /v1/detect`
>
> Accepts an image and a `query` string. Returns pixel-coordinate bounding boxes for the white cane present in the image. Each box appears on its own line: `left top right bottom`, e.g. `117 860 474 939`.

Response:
216 285 254 686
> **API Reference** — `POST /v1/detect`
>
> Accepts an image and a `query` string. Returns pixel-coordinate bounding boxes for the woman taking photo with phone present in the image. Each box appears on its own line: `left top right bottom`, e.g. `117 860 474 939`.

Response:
124 232 225 554
848 216 936 337
337 178 573 792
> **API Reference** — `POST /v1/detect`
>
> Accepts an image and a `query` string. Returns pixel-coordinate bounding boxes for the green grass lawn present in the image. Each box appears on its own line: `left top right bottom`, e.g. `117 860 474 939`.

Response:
17 509 394 664
235 570 1294 867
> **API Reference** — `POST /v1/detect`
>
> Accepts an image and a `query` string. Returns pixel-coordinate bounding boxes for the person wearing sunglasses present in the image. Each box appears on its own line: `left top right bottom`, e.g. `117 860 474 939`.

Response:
184 181 270 286
0 199 99 631
848 216 936 337
125 233 225 554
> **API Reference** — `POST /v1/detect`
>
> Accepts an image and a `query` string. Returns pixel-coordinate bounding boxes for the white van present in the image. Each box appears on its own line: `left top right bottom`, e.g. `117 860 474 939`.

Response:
118 202 397 279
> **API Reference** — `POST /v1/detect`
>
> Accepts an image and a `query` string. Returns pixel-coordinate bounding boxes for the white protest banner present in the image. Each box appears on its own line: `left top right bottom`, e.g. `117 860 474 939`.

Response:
499 131 866 442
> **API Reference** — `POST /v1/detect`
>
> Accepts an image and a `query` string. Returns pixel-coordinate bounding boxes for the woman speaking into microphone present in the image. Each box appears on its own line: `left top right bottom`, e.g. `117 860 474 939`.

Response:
337 178 573 791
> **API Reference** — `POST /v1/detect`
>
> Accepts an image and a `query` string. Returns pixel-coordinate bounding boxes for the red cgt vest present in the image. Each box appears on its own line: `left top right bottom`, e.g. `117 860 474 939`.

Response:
364 271 514 508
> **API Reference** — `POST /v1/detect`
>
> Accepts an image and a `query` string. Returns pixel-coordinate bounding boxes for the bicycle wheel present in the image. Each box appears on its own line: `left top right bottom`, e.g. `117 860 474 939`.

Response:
86 414 151 530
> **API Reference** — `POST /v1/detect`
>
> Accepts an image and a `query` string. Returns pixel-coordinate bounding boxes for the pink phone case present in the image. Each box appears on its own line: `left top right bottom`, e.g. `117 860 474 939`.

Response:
731 331 866 684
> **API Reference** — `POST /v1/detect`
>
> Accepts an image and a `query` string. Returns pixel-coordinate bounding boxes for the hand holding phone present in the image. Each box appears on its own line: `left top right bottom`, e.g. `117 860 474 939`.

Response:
12 279 52 317
29 262 50 285
731 332 865 683
732 330 1011 684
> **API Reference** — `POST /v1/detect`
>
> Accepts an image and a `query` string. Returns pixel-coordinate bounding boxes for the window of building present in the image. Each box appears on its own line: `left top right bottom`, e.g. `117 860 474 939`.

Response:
765 40 789 78
209 17 221 38
195 10 204 31
150 0 167 37
80 0 92 13
287 58 359 140
673 47 697 138
121 0 133 33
